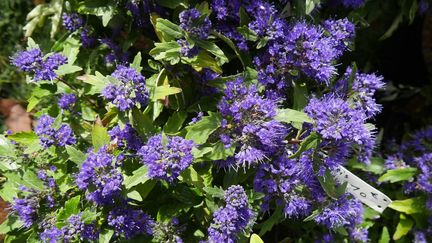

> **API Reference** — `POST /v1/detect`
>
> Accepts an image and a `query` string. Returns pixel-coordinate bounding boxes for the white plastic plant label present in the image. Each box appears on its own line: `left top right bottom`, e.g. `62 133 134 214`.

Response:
334 166 392 213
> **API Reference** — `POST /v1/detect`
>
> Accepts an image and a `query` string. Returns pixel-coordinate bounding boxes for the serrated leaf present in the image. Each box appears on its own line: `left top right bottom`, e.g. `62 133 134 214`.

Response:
275 108 313 124
389 197 425 214
55 64 82 76
127 190 143 201
65 145 86 165
0 215 23 234
163 111 187 134
65 195 81 216
156 18 183 40
250 233 264 243
131 52 142 72
378 226 390 243
0 135 16 158
124 166 149 189
151 85 182 101
8 131 39 146
77 0 115 27
99 229 114 243
203 186 225 198
378 167 418 183
91 124 110 151
185 112 221 144
81 210 100 224
204 141 235 161
393 214 413 240
194 39 228 65
77 72 106 94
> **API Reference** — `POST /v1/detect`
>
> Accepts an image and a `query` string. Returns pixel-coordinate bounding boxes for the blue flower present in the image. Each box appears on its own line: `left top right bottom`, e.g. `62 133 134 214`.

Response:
76 146 123 205
101 65 149 111
138 135 195 183
62 13 83 32
109 123 143 151
179 8 212 39
58 93 77 111
11 48 42 72
107 205 153 239
35 115 76 148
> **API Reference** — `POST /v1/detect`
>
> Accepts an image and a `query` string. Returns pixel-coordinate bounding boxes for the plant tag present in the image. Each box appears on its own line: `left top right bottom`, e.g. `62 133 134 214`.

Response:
334 166 392 213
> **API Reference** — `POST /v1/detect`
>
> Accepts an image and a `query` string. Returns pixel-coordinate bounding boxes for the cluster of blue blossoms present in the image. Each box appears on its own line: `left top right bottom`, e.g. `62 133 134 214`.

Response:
208 185 253 243
102 65 149 111
11 48 67 81
35 115 76 148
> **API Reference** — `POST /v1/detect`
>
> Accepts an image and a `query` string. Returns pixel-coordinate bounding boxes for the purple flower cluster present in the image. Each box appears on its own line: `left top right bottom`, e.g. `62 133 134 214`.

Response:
208 185 253 243
62 13 83 32
35 115 76 148
177 39 199 58
75 146 123 205
138 135 194 183
336 67 385 118
11 48 67 81
108 123 143 151
254 154 325 217
179 8 212 39
314 195 363 230
40 225 63 243
304 95 375 165
58 93 77 111
12 189 40 228
217 77 287 168
107 205 153 239
254 19 353 92
102 65 148 111
62 214 98 242
323 18 356 57
333 0 365 8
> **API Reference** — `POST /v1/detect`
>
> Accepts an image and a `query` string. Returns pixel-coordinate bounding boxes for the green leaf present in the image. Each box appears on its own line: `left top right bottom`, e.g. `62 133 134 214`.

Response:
250 233 264 243
0 135 16 158
393 214 413 240
378 167 418 183
163 111 187 134
237 26 258 41
131 107 156 136
378 226 390 243
131 52 142 72
127 190 143 202
55 64 82 76
81 210 100 224
289 132 320 158
258 207 284 235
179 166 205 189
348 157 385 175
194 39 228 65
78 72 106 94
149 41 181 64
124 166 150 189
203 186 225 198
389 197 425 214
155 18 183 40
185 112 221 144
0 215 24 234
303 209 321 222
152 85 182 101
275 108 313 124
91 124 110 151
190 52 223 74
305 0 320 14
65 195 81 216
293 82 308 110
99 229 114 243
204 141 235 161
8 131 39 146
77 0 115 27
65 145 86 165
318 169 347 199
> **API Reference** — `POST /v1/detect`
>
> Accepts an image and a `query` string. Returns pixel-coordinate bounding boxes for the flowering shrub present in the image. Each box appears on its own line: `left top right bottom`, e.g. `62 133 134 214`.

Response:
0 0 431 242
